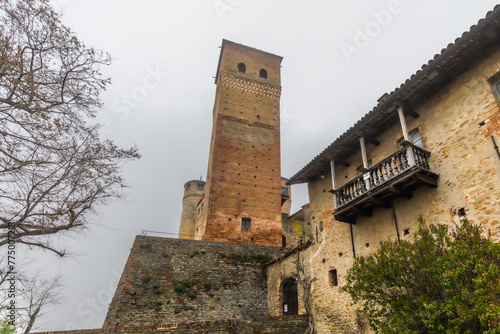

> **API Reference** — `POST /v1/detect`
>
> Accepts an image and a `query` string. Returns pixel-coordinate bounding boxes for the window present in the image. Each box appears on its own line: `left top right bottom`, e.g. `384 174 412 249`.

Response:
356 160 372 174
329 269 338 287
282 278 298 315
495 81 500 96
237 62 246 73
197 183 204 190
282 235 287 248
397 128 423 148
241 217 251 231
259 69 267 78
185 183 191 191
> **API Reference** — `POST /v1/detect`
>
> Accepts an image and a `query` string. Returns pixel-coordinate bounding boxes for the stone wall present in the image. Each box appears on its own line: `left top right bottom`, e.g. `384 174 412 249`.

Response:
267 41 500 334
103 236 284 327
33 315 309 334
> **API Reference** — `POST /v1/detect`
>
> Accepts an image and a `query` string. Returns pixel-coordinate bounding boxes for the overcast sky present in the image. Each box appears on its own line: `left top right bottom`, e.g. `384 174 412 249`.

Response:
25 0 500 330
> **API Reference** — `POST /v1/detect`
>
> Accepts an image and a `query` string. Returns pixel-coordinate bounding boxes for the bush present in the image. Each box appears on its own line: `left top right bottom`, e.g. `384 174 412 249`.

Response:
342 218 500 334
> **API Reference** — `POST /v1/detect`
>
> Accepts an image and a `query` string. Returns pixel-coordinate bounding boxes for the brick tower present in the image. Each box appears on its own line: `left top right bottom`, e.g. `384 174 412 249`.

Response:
196 40 283 247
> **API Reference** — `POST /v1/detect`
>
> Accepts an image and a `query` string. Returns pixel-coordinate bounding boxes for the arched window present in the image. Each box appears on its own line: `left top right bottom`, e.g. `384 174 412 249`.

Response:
259 69 267 78
237 63 246 73
282 278 298 315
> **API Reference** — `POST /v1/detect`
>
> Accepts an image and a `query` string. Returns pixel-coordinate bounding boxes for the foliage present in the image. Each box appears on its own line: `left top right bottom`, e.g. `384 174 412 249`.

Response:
0 319 15 334
0 0 139 257
342 218 500 334
173 281 193 294
142 275 152 284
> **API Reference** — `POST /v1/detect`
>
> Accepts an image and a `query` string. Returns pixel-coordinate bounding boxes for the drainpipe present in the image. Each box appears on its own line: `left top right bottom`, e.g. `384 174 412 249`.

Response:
492 136 500 161
392 200 401 244
350 224 356 259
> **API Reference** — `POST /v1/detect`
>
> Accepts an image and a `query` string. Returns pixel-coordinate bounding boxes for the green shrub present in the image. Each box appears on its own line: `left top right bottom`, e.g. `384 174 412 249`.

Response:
203 282 212 292
142 275 153 283
174 308 181 314
154 287 165 294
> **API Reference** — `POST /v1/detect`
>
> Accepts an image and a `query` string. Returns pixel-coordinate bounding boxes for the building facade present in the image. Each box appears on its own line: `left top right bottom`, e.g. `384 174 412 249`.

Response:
267 6 500 333
33 7 500 334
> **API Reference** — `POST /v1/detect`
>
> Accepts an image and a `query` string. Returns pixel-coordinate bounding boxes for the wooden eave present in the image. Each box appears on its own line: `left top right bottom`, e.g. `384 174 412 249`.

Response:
288 5 500 185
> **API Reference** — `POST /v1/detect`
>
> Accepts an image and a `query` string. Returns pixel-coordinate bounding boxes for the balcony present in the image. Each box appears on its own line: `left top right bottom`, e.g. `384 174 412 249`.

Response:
332 144 439 224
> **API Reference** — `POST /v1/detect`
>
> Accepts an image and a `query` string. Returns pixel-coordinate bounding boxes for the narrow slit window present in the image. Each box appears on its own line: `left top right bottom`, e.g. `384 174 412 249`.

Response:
241 217 251 231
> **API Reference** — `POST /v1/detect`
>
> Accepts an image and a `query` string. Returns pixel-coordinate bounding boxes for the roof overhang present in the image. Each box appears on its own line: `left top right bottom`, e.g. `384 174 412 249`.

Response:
288 5 500 185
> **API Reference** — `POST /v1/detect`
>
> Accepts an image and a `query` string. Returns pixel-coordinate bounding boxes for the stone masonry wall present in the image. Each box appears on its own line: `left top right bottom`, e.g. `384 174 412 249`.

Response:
34 315 309 334
267 43 500 334
103 236 284 328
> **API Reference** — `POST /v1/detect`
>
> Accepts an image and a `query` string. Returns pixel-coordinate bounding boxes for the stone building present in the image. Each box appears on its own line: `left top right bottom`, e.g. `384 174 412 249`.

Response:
266 5 500 333
33 5 500 334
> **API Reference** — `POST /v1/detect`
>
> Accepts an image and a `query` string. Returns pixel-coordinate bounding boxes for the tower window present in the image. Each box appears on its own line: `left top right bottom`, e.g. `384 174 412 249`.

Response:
241 217 251 231
197 183 204 190
185 183 191 191
329 269 338 287
259 69 267 79
237 63 246 73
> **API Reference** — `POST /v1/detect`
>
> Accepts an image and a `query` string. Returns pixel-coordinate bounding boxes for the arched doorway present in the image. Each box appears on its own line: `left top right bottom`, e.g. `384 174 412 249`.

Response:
282 277 298 315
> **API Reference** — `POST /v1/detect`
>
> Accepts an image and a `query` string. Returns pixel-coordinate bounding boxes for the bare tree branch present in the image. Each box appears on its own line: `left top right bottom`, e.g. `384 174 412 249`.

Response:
0 0 140 265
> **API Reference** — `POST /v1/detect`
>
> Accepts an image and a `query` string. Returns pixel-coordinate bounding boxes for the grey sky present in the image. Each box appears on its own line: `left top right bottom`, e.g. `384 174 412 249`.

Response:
26 0 500 330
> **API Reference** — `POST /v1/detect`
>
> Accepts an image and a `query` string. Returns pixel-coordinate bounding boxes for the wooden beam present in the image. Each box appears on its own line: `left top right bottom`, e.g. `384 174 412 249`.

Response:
334 214 356 224
390 185 413 199
369 196 391 208
394 101 419 119
334 160 350 167
351 206 373 217
414 173 439 188
364 136 380 146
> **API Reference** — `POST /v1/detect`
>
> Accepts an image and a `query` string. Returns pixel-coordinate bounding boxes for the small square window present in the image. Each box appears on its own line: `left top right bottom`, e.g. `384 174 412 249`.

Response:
197 183 204 190
397 128 423 148
241 218 251 231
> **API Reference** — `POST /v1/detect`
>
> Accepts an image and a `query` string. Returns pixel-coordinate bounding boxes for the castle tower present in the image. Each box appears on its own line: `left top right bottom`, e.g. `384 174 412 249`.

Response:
178 180 205 239
196 40 283 247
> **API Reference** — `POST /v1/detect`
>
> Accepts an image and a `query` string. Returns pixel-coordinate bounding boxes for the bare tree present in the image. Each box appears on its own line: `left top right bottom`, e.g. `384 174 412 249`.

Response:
0 271 63 333
296 251 316 334
0 0 139 257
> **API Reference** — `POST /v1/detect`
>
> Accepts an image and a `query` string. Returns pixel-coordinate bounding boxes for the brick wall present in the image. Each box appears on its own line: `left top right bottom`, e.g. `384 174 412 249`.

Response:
103 236 284 327
198 41 284 247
